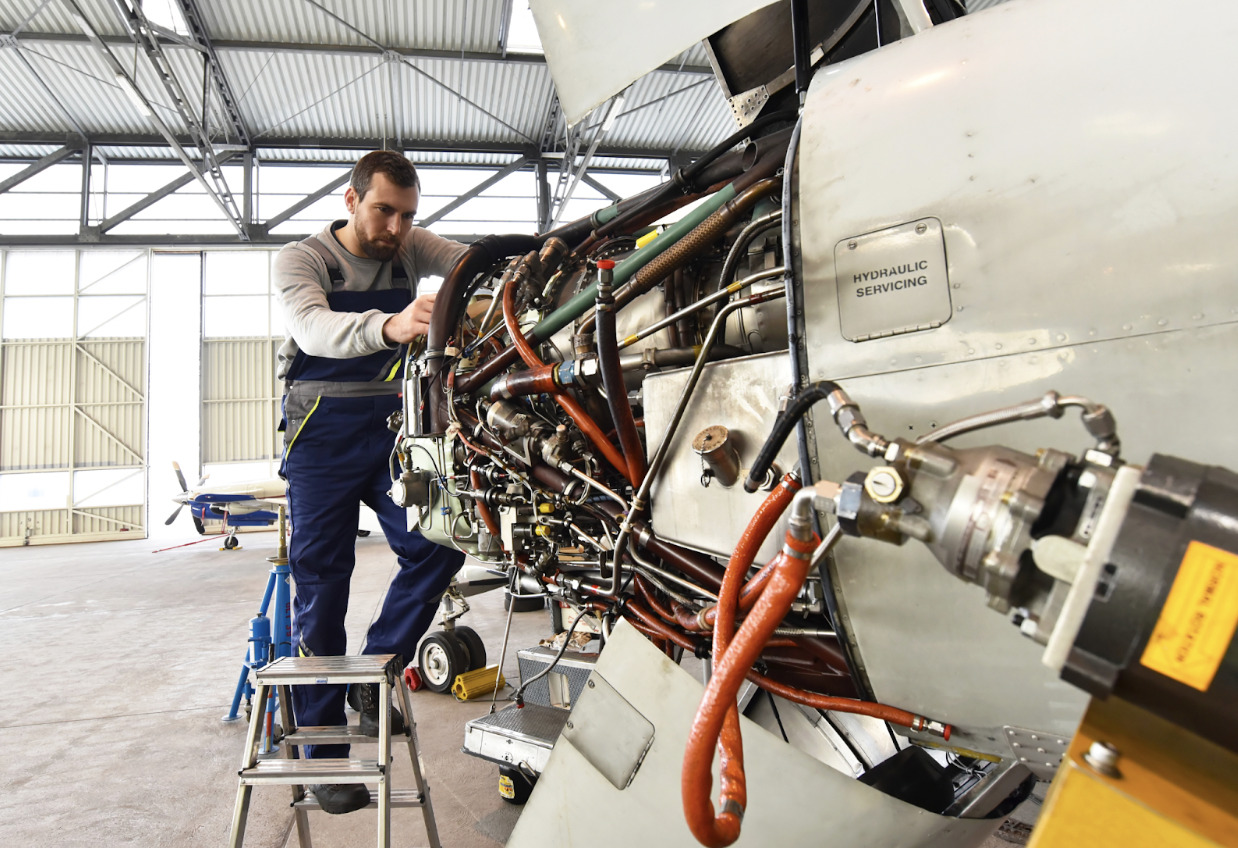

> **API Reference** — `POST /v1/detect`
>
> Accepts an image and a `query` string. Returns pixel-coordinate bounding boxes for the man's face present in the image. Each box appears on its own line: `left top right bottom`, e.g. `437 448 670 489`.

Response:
345 171 419 261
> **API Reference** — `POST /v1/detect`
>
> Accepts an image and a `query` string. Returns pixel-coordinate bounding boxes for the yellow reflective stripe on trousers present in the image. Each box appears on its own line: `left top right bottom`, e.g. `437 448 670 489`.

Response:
285 394 322 454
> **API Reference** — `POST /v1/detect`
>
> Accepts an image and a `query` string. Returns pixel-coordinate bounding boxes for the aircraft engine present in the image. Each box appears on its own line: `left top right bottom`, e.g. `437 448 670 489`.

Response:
390 0 1238 843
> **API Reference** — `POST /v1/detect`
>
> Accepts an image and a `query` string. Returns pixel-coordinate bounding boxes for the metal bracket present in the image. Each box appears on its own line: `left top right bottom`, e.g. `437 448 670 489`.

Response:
1003 725 1069 780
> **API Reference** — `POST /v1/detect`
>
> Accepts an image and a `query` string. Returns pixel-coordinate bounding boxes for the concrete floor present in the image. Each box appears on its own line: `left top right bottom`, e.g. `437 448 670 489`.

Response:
0 531 545 848
0 530 1038 847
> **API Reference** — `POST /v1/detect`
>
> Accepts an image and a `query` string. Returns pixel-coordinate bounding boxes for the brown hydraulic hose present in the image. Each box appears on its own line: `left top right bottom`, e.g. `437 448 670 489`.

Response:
594 260 646 487
425 234 540 432
469 467 504 552
502 264 633 485
634 574 677 624
579 178 781 336
745 670 939 731
456 344 520 395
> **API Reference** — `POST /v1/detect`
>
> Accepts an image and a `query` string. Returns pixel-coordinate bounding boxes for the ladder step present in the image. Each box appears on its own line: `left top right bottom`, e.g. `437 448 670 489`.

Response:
293 788 426 810
256 654 399 685
239 758 383 785
283 725 406 746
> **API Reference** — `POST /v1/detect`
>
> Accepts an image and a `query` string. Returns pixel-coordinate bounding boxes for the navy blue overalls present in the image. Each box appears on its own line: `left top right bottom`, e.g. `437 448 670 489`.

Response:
280 235 464 758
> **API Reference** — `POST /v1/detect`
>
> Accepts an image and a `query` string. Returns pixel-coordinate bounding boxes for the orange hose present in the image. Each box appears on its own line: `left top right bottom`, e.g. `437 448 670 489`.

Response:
744 670 927 729
682 536 813 847
679 475 800 846
502 268 633 484
701 474 801 634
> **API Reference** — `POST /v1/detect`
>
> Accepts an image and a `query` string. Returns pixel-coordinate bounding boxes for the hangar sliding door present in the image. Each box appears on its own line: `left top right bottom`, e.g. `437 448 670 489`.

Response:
0 250 147 545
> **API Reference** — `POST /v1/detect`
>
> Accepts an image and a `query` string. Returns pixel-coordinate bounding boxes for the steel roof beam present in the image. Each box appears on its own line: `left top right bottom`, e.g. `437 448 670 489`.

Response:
0 231 489 247
170 0 252 147
581 174 622 203
4 30 716 74
416 157 529 228
260 169 350 232
94 151 237 233
98 0 246 236
0 145 76 194
0 133 703 161
64 0 246 238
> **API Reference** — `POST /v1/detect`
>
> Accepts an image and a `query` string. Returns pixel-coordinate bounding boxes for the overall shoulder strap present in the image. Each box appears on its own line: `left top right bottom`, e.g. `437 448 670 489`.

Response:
301 235 343 285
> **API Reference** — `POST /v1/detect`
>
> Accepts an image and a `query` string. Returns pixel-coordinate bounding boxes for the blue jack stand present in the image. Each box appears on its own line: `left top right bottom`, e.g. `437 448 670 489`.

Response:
222 506 292 754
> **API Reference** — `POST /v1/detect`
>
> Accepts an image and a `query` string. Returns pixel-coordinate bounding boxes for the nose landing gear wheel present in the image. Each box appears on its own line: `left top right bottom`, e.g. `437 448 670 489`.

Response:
418 632 467 693
452 625 487 671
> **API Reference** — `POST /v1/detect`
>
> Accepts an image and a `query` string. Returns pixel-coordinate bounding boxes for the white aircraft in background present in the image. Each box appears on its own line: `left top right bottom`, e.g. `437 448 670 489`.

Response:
165 461 286 549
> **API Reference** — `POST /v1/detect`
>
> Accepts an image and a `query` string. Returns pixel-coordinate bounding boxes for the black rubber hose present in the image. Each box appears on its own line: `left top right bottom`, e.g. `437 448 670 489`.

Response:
595 269 646 486
744 380 842 493
681 109 798 185
781 115 815 488
425 234 540 433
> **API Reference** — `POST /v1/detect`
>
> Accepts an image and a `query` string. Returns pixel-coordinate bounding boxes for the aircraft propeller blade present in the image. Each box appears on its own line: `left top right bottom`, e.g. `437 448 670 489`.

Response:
165 504 183 525
172 461 188 492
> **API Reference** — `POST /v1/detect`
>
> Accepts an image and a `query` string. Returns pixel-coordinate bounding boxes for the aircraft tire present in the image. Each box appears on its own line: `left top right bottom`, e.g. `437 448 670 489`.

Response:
418 631 467 693
452 626 487 671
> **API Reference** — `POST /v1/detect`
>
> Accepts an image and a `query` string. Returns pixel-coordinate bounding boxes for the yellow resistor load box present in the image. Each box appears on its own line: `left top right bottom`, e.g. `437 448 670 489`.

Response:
452 665 506 700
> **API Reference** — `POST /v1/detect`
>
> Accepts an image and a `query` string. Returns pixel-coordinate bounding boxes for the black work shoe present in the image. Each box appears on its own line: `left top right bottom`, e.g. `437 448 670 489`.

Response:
308 783 370 815
356 682 406 737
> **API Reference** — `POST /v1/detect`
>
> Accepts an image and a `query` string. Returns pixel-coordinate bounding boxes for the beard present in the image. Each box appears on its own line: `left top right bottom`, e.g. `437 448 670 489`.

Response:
356 225 400 261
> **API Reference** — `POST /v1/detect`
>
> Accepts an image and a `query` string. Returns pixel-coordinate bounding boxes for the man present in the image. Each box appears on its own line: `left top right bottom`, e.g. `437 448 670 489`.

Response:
274 150 467 815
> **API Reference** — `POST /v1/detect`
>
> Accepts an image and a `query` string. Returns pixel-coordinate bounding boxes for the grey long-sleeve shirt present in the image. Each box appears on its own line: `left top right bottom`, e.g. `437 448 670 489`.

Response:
274 220 468 381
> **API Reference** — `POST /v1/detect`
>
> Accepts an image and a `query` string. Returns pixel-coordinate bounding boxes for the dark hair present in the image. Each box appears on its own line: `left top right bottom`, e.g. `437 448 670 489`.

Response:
351 150 420 199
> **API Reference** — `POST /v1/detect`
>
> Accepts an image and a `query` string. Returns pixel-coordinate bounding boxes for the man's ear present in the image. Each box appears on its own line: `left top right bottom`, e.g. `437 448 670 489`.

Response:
344 186 358 214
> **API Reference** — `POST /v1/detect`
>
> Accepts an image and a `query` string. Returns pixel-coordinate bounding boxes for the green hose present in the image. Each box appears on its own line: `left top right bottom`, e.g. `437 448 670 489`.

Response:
531 184 738 341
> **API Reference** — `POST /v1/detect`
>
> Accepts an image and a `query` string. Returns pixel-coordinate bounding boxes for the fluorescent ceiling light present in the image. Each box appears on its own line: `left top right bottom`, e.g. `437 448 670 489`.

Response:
115 74 153 118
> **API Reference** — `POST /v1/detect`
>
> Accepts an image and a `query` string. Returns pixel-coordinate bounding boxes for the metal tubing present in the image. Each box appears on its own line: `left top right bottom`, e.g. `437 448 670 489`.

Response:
502 261 633 482
617 266 785 350
717 210 782 291
581 179 780 336
603 288 787 596
915 390 1120 456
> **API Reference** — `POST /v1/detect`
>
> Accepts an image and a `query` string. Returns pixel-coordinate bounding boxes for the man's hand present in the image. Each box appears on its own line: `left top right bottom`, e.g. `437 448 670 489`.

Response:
382 292 437 343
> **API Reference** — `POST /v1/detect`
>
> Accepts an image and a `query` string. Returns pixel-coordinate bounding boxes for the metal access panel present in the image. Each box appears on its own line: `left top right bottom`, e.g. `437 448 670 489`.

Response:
834 218 951 342
508 621 1002 848
643 351 800 563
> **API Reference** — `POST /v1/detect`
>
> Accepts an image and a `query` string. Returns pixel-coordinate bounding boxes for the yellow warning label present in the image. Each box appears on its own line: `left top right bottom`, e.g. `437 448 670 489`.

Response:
498 774 515 799
1139 540 1238 692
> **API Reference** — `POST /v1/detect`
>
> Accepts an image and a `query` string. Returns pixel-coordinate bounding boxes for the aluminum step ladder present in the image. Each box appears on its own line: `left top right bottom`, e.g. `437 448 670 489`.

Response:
228 654 440 848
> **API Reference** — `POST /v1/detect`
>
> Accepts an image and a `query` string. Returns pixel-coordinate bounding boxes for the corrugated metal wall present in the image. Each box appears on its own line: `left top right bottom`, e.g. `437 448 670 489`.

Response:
0 339 143 469
0 338 146 545
202 338 280 464
1 247 148 547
